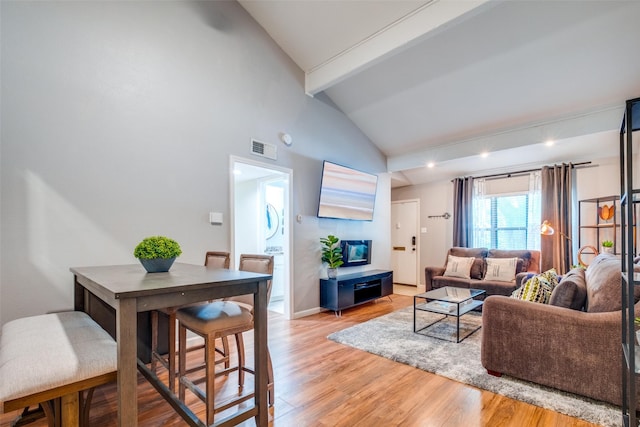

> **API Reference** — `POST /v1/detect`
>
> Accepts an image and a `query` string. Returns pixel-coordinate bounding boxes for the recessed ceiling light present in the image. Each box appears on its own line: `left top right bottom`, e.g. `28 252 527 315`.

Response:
545 140 555 147
480 152 489 158
427 162 435 168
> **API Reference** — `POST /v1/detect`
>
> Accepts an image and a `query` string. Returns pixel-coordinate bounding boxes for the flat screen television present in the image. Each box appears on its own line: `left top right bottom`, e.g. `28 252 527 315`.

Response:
317 161 378 221
340 240 372 267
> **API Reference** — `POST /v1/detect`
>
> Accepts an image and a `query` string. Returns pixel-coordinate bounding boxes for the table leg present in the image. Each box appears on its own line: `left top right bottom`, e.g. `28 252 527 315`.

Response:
413 297 417 332
73 279 85 311
456 308 460 343
116 298 138 426
254 280 268 427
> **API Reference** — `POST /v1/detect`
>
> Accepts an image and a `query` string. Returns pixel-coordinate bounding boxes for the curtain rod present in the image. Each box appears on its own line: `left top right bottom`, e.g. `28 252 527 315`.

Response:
457 161 592 181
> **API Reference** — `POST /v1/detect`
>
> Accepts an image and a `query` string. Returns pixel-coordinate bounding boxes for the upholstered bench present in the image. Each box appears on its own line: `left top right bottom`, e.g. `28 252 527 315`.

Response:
0 311 117 426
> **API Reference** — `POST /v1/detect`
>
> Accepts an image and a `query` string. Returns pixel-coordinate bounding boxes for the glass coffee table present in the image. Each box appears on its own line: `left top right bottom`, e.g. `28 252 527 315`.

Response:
413 286 485 343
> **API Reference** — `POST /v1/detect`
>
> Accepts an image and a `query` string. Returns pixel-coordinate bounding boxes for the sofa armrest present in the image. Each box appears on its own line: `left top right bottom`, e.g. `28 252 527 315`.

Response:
425 266 445 291
514 272 533 288
481 295 627 406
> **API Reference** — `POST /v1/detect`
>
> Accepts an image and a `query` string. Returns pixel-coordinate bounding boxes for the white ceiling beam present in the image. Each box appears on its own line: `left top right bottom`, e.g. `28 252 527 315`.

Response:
386 105 625 172
304 0 493 96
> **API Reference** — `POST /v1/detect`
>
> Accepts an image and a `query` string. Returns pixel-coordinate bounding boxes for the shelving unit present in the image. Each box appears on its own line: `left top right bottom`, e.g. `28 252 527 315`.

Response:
620 97 640 427
579 195 620 257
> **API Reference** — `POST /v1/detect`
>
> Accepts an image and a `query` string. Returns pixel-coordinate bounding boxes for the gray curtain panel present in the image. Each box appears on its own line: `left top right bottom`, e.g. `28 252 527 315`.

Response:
452 177 474 247
541 163 573 273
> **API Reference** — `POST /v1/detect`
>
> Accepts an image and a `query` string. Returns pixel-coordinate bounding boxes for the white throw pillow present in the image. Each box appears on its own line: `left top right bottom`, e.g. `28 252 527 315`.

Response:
484 257 518 282
443 255 475 279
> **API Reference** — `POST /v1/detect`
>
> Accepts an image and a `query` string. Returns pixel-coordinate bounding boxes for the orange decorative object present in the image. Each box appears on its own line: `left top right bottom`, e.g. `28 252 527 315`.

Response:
598 204 615 221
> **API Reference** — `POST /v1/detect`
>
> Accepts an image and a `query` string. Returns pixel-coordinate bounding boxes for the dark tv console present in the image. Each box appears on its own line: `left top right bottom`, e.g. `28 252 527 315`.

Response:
320 269 393 316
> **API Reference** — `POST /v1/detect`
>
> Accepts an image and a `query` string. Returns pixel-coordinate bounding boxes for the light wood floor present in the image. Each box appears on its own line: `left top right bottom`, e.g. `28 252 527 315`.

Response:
1 295 599 426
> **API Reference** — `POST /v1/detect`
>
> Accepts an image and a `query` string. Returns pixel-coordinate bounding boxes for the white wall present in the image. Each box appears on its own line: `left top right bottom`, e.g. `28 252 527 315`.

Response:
575 156 620 201
0 1 389 324
575 156 621 259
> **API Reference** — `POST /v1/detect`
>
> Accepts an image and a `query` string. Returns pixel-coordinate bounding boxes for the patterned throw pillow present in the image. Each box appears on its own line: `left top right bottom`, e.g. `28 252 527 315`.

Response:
511 268 559 303
537 268 559 290
484 257 518 282
443 255 475 279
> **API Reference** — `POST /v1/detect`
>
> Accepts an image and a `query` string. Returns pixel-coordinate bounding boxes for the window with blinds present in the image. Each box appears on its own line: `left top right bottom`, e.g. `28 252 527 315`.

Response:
474 194 530 249
472 172 541 250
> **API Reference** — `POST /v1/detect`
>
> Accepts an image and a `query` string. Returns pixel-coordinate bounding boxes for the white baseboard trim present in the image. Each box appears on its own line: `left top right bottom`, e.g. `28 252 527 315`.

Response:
292 307 322 319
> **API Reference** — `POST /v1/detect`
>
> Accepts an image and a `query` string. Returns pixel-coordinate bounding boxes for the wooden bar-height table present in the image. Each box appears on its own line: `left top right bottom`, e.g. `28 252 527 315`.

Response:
71 263 271 427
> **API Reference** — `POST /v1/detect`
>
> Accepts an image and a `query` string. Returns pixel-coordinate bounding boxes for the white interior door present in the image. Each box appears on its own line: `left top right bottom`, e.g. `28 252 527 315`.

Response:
391 200 419 285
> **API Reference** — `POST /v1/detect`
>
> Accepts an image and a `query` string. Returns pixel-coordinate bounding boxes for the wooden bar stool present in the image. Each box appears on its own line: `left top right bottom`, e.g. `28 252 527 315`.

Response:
176 254 274 425
149 251 230 392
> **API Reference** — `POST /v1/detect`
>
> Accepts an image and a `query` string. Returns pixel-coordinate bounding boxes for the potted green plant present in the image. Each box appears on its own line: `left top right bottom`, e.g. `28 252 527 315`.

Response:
320 234 343 279
602 240 614 254
134 236 182 273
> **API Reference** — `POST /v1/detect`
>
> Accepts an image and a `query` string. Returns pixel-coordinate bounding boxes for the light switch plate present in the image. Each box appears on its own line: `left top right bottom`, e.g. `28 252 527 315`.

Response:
209 212 223 225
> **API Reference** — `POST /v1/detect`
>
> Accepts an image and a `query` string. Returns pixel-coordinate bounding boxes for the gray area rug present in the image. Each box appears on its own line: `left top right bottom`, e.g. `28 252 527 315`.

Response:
328 307 620 427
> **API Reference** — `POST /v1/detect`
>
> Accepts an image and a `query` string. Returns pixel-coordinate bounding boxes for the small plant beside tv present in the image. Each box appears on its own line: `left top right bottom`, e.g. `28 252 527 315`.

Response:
134 235 182 273
320 234 343 279
602 240 614 254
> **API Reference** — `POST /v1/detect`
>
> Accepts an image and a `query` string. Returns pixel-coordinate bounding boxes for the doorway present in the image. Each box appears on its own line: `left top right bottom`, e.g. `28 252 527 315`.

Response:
230 156 292 318
391 200 420 287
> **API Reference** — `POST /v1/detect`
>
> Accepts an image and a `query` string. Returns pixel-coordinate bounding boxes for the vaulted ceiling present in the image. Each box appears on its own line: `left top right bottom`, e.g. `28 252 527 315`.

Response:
238 0 640 186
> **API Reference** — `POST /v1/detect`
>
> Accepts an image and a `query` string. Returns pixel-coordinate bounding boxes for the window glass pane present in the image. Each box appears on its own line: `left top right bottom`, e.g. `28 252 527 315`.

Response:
496 229 527 250
496 195 527 228
472 187 540 250
475 230 491 248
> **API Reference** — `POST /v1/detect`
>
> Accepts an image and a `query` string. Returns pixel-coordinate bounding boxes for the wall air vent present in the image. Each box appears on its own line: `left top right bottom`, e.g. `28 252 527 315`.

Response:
251 139 277 160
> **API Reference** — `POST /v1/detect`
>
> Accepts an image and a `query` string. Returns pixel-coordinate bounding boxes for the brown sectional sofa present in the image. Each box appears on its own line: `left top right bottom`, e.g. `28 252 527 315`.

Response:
481 253 640 408
424 247 541 296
